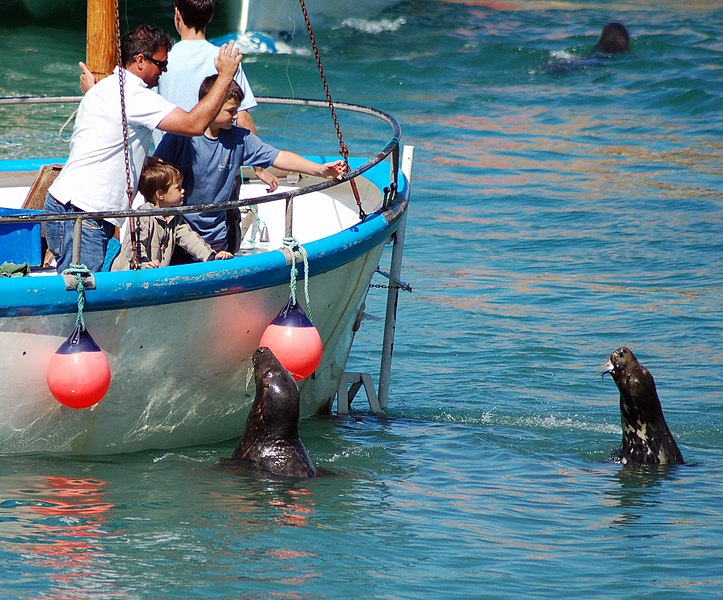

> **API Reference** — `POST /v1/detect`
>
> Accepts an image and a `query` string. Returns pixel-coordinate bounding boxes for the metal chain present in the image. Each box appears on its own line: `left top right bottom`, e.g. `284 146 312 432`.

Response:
114 0 141 269
298 0 366 221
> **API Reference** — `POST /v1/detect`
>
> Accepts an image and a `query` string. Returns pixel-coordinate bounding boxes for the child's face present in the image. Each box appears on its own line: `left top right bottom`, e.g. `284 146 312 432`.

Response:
158 180 184 207
212 99 241 130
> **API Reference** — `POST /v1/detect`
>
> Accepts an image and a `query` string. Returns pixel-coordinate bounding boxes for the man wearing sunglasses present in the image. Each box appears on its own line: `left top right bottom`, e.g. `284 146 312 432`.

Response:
45 24 242 274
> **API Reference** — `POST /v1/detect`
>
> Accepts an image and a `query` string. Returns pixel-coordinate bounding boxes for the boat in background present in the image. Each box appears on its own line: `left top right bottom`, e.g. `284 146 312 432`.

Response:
238 0 399 36
218 0 403 54
11 0 400 37
0 0 414 455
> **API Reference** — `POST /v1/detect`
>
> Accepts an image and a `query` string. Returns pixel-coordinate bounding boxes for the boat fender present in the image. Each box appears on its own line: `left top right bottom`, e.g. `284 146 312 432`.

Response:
47 324 111 409
259 298 322 381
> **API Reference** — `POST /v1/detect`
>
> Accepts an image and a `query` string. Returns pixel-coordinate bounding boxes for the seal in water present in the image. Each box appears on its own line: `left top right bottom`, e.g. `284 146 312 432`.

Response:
591 22 630 55
603 347 684 466
223 346 316 478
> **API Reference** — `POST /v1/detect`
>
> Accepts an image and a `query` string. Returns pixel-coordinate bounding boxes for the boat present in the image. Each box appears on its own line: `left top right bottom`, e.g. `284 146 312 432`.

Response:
0 2 414 455
237 0 400 36
12 0 400 35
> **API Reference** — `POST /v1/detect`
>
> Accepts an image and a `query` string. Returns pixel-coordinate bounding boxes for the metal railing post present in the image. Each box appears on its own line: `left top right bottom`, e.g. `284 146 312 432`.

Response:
377 145 414 410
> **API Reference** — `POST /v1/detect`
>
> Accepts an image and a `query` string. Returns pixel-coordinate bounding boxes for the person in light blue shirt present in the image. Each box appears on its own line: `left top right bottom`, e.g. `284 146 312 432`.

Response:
154 76 346 253
158 0 277 190
160 0 256 121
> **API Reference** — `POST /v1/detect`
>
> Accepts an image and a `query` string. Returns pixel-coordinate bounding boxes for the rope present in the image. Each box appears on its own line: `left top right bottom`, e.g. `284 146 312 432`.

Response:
246 206 269 242
282 237 313 323
114 0 141 270
58 108 78 142
297 0 366 221
61 264 92 331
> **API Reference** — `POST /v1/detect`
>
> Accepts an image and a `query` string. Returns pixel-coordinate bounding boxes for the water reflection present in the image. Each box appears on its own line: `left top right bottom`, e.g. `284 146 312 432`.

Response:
1 474 116 596
604 465 683 527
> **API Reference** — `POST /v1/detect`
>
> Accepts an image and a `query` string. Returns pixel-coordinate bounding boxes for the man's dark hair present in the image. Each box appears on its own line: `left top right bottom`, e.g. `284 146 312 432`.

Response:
198 75 244 103
175 0 215 32
121 25 172 66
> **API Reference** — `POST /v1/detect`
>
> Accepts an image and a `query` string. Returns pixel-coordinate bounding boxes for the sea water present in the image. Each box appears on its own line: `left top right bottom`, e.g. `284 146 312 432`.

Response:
0 0 721 597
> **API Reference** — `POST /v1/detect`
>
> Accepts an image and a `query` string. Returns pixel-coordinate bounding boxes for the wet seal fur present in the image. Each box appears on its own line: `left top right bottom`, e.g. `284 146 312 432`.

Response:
221 347 317 478
603 347 684 466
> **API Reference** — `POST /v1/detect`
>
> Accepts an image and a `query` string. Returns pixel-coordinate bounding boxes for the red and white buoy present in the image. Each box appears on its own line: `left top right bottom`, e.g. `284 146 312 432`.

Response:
259 299 322 381
47 324 111 409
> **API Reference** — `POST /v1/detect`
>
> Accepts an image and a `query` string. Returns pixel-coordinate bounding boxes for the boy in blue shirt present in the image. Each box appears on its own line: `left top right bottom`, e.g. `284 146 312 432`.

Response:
154 75 346 253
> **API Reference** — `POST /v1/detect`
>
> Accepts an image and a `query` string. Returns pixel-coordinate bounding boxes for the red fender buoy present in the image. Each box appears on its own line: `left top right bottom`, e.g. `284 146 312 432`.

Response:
47 324 111 409
259 299 322 381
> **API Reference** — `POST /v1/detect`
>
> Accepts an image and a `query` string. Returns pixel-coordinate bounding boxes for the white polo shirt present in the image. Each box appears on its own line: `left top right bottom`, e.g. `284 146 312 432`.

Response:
49 67 177 226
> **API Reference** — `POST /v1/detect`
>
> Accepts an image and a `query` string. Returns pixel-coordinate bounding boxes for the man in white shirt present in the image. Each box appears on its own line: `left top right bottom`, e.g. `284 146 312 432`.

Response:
45 24 242 273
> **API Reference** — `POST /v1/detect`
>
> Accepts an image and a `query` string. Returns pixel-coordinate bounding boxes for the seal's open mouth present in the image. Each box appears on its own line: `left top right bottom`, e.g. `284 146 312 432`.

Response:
602 359 615 379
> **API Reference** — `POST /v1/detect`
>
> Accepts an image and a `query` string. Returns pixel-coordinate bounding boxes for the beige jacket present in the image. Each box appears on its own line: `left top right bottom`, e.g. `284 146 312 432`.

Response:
111 202 216 271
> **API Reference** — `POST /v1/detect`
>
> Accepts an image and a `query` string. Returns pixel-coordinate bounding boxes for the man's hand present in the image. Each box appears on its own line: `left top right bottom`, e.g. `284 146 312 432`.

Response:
214 42 242 81
79 61 97 94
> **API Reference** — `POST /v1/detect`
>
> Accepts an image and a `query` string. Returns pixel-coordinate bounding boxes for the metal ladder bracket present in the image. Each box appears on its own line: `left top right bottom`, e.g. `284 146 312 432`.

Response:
337 372 382 414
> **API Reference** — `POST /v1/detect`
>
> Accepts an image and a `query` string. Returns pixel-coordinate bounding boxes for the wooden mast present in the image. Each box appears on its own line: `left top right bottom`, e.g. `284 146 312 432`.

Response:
86 0 118 80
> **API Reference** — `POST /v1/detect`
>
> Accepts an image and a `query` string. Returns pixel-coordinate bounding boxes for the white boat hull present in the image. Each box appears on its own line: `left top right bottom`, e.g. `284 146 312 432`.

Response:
1 249 380 454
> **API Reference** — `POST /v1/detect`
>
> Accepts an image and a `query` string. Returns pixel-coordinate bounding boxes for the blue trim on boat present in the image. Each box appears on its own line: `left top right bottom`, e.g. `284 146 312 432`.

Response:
0 192 407 318
0 152 408 318
1 158 67 171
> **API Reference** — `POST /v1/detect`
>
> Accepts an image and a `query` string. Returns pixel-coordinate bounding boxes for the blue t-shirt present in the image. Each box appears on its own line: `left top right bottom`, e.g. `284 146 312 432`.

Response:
154 127 280 250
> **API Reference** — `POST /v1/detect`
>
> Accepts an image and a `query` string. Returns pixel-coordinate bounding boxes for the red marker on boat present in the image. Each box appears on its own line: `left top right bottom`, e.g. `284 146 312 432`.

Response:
259 298 322 381
47 324 111 409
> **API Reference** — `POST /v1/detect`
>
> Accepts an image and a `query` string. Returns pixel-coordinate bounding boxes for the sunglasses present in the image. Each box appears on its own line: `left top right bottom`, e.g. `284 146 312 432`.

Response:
142 54 168 72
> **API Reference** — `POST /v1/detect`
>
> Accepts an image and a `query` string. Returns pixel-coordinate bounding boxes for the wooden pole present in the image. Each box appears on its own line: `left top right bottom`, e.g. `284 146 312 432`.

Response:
86 0 118 81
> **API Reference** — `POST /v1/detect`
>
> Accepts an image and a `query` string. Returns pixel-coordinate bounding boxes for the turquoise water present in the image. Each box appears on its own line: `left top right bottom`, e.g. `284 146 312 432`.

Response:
1 0 722 597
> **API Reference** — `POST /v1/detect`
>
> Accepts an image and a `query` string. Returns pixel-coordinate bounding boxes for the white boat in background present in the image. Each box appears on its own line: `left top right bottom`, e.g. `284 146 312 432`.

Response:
238 0 400 35
14 0 400 35
0 0 414 455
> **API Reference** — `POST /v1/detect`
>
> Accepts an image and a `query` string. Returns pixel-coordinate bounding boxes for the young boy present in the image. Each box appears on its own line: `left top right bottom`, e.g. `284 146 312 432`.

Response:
153 76 346 253
111 157 233 270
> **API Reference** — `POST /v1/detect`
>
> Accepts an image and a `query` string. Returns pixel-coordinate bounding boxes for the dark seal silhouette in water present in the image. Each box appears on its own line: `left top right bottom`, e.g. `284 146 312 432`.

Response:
603 347 684 466
591 22 630 56
543 21 631 74
221 347 316 478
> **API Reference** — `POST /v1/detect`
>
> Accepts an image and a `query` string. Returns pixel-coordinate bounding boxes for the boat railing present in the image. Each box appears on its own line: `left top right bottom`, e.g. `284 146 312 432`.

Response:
0 96 402 278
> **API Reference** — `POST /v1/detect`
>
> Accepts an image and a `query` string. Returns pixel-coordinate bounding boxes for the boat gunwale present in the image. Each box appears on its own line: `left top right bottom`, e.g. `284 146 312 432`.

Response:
0 183 409 317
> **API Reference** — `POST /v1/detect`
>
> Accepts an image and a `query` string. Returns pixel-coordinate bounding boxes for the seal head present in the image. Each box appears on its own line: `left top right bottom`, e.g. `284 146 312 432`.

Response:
592 22 630 55
603 347 684 466
227 347 316 478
